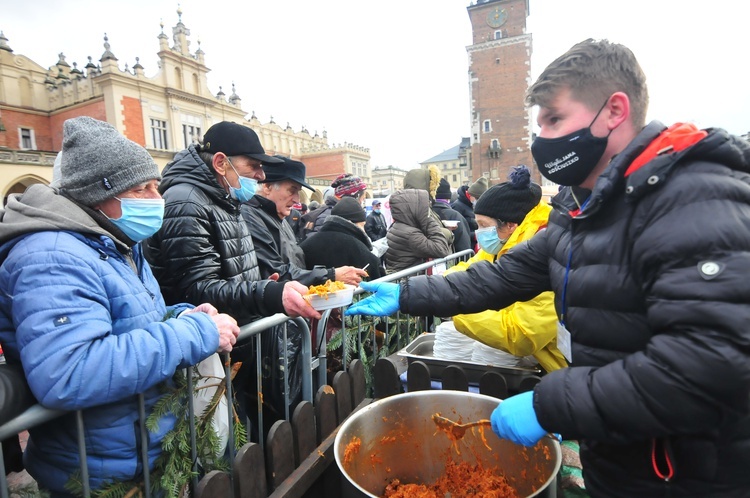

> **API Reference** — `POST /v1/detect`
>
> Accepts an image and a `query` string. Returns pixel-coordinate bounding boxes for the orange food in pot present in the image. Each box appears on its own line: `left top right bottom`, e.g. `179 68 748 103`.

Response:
344 436 361 465
382 459 518 498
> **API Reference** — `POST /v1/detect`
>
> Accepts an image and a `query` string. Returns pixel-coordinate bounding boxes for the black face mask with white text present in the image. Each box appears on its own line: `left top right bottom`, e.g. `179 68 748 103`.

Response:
531 101 611 186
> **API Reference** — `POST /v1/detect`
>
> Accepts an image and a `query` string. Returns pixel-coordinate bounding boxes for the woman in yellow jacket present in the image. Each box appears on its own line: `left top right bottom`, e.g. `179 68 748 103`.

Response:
445 166 566 373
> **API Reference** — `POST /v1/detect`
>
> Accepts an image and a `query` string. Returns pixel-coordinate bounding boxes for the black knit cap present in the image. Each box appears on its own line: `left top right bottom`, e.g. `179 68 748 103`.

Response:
474 165 542 224
331 196 366 223
436 178 452 200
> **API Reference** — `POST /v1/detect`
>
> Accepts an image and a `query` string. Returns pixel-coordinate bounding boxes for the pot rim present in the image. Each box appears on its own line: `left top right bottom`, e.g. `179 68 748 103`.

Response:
334 390 562 498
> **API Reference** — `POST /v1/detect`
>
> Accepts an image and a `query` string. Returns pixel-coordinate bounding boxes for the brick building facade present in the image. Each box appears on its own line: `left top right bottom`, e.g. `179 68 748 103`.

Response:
0 9 369 203
466 0 540 185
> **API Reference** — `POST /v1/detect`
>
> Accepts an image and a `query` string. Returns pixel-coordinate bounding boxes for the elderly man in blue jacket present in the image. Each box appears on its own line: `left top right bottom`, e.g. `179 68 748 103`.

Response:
0 116 239 496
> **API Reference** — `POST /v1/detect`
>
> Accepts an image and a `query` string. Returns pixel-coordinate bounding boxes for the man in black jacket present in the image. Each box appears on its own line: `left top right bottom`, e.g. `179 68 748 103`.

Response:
145 122 319 323
364 199 387 241
301 197 383 281
241 156 367 286
346 39 750 497
433 178 471 253
145 121 320 425
239 156 365 418
452 176 487 249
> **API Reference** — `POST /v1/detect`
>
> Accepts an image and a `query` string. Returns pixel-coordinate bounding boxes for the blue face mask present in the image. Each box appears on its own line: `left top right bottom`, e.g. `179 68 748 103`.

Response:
225 157 257 202
476 226 507 255
108 197 165 242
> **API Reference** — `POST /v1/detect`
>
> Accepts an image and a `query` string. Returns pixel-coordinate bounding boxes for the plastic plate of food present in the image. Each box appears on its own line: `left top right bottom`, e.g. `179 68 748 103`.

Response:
304 281 356 311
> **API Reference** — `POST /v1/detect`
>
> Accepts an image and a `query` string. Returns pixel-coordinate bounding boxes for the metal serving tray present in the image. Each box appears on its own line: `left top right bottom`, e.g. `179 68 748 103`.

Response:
398 333 541 391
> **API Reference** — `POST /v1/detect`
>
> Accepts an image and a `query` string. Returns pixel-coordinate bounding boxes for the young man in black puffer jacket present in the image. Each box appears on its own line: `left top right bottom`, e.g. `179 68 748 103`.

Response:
347 39 750 498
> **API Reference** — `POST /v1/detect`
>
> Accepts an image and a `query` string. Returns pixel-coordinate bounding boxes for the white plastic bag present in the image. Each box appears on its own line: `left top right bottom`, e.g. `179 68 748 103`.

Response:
192 353 229 456
371 237 389 258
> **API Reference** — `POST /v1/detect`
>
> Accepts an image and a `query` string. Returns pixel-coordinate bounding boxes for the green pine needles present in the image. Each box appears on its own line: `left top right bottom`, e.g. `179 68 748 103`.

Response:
65 363 247 498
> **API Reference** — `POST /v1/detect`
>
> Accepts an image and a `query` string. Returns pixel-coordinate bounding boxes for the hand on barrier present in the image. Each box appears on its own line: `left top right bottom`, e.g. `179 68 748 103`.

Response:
212 313 240 353
345 281 400 316
490 391 548 446
185 303 218 316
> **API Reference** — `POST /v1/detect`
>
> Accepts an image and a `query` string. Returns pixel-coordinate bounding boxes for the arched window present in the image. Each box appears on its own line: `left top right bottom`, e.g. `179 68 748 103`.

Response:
174 68 183 90
18 77 32 107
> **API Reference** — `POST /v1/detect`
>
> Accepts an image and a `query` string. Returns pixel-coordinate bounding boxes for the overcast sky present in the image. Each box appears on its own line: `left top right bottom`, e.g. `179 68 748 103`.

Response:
3 0 748 170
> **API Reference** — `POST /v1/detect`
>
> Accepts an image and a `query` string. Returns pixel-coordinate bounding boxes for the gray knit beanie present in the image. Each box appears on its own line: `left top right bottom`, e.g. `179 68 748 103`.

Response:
59 116 161 206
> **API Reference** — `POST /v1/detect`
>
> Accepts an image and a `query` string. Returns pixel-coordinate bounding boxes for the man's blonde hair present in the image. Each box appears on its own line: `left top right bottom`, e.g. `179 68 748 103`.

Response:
527 39 649 129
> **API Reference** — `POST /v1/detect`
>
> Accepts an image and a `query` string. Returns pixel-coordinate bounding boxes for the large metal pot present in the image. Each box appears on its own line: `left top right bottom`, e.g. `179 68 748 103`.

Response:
334 391 561 498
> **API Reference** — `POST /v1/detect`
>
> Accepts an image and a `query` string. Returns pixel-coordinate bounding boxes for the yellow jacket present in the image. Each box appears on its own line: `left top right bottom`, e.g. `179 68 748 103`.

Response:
444 200 567 373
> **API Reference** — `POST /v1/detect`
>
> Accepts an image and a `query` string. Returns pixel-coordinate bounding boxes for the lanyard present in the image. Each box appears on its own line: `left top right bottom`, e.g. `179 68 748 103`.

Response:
560 197 590 326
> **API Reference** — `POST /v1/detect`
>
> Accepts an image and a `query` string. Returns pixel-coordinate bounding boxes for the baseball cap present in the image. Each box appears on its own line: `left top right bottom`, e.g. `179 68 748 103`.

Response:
200 121 282 164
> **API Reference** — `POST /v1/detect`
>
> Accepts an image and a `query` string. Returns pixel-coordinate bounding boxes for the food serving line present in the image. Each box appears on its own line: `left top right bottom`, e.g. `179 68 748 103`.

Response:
0 249 562 497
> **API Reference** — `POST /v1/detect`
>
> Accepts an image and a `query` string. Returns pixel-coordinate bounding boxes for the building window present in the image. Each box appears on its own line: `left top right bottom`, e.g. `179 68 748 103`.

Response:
151 119 168 150
182 124 201 148
181 114 203 148
452 174 457 182
489 139 502 159
494 30 503 40
483 120 491 133
19 127 35 150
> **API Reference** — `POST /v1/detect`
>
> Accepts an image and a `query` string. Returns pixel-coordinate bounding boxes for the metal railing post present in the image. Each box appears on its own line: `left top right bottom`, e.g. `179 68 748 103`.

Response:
75 411 91 498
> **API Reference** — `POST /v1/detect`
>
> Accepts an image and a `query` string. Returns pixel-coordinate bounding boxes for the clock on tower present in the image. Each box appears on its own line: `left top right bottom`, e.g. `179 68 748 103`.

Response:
486 7 508 28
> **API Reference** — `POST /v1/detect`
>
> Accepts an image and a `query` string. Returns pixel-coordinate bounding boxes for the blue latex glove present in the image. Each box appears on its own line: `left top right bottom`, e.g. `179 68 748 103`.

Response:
490 391 547 446
345 281 400 316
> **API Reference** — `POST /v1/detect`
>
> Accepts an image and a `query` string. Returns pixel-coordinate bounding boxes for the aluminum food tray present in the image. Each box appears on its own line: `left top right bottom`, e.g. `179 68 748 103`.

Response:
397 333 541 390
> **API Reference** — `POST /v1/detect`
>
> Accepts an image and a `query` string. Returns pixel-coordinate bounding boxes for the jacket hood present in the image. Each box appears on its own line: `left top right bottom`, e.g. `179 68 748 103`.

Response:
160 145 232 208
390 189 432 228
403 165 440 199
578 121 750 219
0 184 122 250
454 184 472 207
320 214 372 249
498 200 551 257
624 124 750 199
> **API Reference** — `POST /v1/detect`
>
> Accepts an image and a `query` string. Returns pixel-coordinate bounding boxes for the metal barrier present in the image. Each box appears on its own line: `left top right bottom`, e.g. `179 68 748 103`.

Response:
316 249 474 394
0 250 473 497
0 315 314 498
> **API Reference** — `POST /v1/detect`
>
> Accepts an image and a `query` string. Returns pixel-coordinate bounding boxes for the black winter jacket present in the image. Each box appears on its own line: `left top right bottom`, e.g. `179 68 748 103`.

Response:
364 211 388 241
144 145 285 325
432 200 471 253
299 197 336 240
400 122 750 497
300 215 383 280
451 185 478 238
241 195 333 286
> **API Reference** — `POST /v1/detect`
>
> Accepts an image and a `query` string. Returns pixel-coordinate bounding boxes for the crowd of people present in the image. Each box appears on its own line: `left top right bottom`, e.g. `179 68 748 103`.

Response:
0 113 498 496
2 36 750 498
